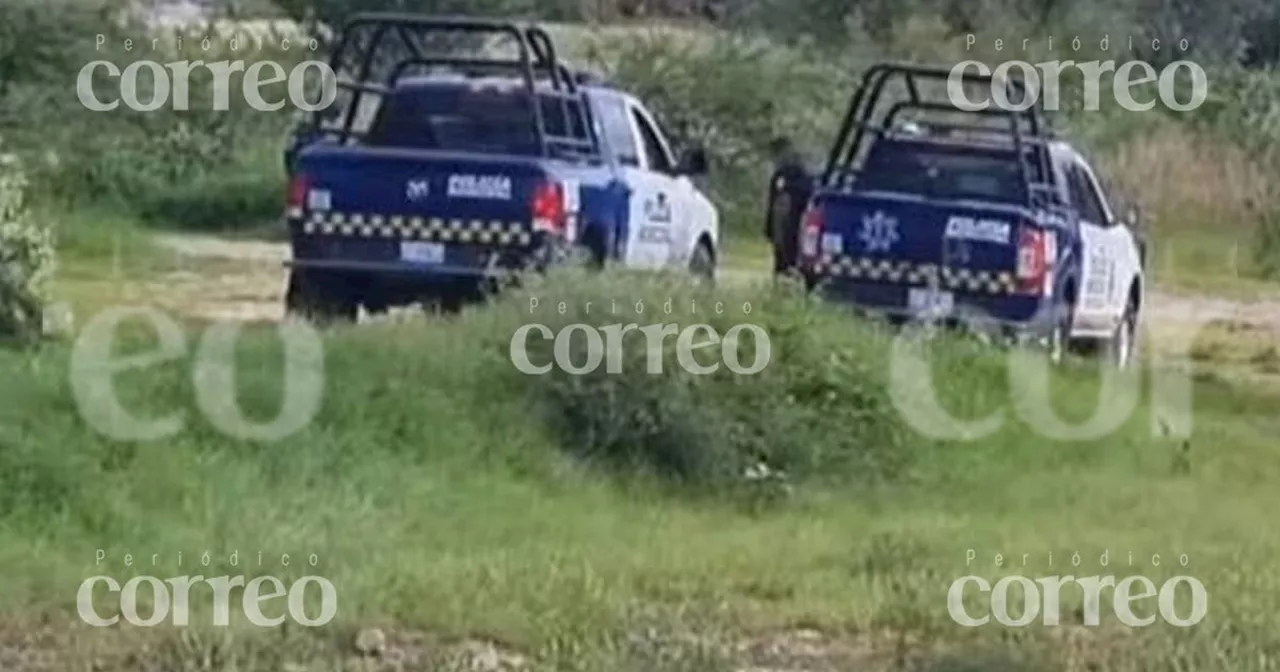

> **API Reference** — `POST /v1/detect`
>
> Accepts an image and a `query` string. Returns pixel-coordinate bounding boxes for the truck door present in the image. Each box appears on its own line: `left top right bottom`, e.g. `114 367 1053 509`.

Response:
628 103 688 268
594 96 669 269
1076 160 1134 326
1066 160 1115 335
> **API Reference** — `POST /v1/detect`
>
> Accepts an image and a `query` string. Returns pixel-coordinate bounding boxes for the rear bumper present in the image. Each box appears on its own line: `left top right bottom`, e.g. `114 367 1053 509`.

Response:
285 257 513 279
287 225 565 281
809 275 1056 335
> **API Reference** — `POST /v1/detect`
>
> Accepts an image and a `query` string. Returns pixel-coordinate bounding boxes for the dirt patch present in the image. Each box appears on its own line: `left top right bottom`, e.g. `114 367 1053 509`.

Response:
0 617 937 672
149 233 1280 344
115 235 289 324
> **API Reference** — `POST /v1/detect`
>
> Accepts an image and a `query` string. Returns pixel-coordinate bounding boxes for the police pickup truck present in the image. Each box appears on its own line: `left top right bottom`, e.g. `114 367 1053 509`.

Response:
283 14 719 319
796 64 1145 366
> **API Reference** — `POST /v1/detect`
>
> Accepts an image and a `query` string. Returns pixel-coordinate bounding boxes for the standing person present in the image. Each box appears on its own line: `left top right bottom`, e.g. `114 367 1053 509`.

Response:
763 136 813 277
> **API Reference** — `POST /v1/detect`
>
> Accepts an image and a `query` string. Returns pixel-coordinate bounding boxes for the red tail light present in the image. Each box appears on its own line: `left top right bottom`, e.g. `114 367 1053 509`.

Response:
286 174 309 214
799 203 824 258
1016 224 1053 294
531 180 566 234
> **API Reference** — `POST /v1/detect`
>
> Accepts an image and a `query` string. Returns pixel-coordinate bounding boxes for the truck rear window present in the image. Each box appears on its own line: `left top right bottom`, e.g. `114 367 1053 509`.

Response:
857 142 1040 204
365 85 589 156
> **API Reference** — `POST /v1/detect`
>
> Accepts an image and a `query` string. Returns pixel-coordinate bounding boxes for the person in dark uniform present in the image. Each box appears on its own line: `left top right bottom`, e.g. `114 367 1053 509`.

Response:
763 136 813 277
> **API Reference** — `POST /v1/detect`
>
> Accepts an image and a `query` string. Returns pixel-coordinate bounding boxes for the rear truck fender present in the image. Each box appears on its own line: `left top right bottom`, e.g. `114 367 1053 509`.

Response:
1058 273 1079 334
683 192 720 263
1128 274 1143 318
692 232 717 268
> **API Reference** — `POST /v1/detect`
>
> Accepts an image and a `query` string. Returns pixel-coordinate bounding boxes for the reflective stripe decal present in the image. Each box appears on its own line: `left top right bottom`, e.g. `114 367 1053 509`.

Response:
296 211 534 246
810 255 1018 295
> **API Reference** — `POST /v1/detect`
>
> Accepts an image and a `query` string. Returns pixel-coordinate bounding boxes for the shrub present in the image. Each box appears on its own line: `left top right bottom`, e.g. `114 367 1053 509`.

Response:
585 29 856 231
470 270 908 493
132 138 286 231
1 9 298 229
0 143 56 345
1251 191 1280 280
270 0 585 31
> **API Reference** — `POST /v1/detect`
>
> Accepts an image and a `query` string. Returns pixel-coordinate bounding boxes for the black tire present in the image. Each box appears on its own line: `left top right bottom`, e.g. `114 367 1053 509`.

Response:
573 224 610 271
425 291 466 316
689 239 715 284
284 269 357 324
1103 297 1139 369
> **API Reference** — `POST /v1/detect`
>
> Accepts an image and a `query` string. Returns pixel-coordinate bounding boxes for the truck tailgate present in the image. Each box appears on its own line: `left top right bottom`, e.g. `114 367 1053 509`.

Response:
803 190 1055 321
288 146 560 275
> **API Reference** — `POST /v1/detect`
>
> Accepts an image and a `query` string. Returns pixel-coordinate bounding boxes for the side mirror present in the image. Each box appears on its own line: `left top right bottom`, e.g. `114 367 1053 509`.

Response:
1124 204 1142 229
677 146 709 176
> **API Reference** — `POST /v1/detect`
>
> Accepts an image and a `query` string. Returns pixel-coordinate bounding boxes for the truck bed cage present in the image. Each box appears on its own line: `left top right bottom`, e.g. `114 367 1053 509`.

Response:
307 13 601 160
822 63 1058 206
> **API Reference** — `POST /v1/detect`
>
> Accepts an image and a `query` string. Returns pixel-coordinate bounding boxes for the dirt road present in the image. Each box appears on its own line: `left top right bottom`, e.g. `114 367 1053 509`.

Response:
149 234 1280 347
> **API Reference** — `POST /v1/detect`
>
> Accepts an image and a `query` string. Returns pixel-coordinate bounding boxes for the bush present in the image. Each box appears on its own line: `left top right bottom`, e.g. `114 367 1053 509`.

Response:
1 9 298 230
270 0 585 31
586 29 856 231
471 270 908 493
132 139 286 231
1252 192 1280 280
0 143 55 345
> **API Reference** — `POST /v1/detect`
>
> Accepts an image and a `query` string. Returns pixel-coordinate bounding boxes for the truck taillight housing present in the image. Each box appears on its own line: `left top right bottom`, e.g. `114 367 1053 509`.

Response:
1016 225 1054 295
531 180 566 235
799 204 824 258
285 173 309 218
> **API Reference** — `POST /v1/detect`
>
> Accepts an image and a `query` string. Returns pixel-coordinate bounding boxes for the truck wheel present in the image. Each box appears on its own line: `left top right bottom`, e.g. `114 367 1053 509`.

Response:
1104 298 1139 369
285 269 357 324
571 224 610 271
424 290 466 315
688 239 715 284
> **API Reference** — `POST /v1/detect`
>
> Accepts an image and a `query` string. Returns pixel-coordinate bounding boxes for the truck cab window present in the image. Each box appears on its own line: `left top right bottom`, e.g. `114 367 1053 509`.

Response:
1068 164 1107 225
596 97 640 167
630 106 675 174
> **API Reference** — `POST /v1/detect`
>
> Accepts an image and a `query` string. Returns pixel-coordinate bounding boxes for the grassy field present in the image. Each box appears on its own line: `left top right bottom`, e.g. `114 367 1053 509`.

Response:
1 208 1279 670
2 12 1279 670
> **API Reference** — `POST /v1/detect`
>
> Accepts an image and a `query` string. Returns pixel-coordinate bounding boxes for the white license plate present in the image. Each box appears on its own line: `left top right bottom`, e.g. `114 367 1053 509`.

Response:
400 241 444 264
908 288 954 316
306 188 331 211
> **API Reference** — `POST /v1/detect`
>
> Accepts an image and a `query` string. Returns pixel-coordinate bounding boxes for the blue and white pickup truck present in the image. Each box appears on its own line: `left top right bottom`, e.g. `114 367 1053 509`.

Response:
282 14 719 318
796 63 1145 366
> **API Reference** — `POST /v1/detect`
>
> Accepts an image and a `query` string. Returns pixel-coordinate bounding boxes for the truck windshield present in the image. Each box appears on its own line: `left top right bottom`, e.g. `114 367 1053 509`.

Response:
365 84 588 156
856 142 1039 205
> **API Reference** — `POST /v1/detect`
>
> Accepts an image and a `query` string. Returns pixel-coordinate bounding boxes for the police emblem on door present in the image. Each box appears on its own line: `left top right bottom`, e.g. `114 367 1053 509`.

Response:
860 210 899 252
644 193 672 223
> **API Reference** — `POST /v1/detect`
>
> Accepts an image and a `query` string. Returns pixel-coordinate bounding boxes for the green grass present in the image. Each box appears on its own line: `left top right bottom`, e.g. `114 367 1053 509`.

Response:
721 233 771 272
35 205 172 324
1142 225 1269 296
2 256 1279 669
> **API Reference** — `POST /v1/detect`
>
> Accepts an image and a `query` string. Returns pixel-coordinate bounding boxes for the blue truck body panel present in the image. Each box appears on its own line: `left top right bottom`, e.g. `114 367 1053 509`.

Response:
279 14 720 318
805 179 1077 330
792 62 1099 338
285 80 637 284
